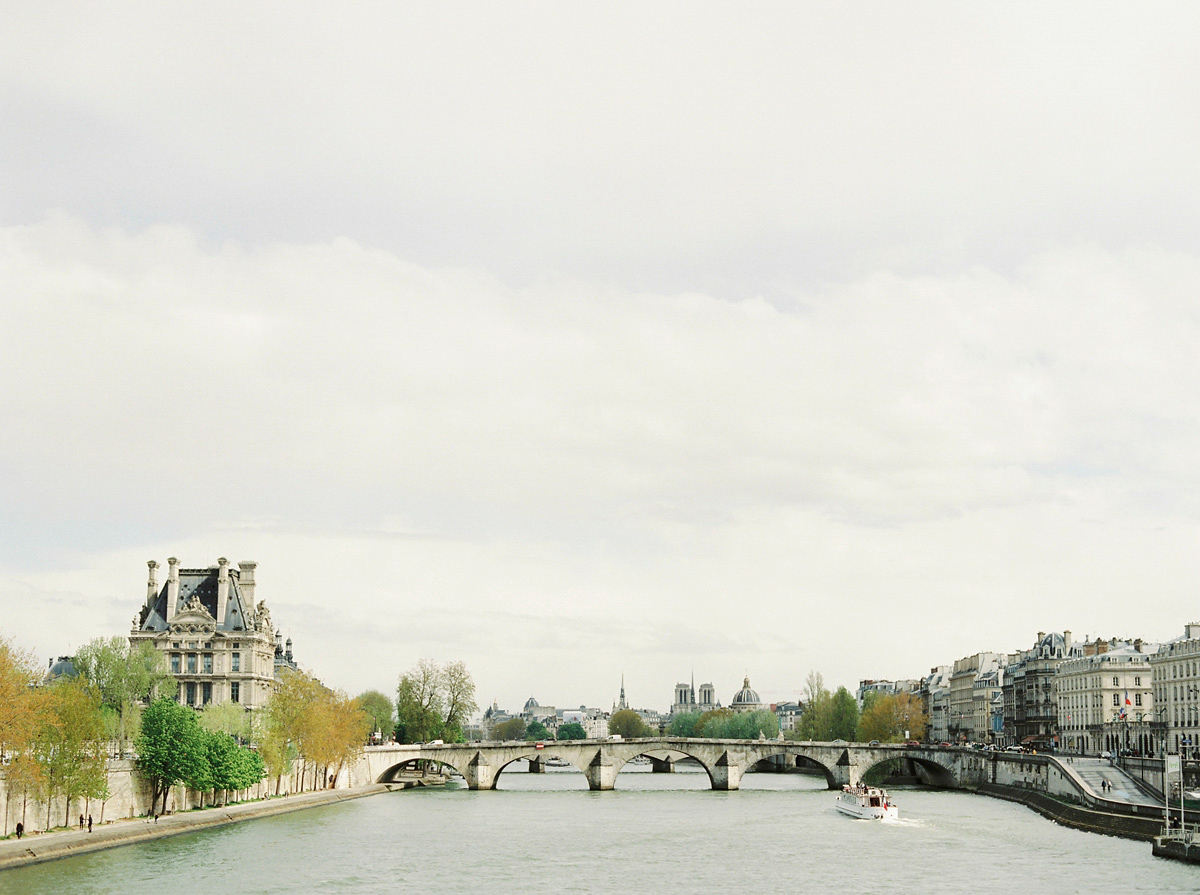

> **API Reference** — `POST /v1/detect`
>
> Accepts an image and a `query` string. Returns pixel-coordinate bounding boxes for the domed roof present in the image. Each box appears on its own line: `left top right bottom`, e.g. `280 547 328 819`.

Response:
1037 632 1067 659
523 696 539 711
45 656 78 681
731 676 761 707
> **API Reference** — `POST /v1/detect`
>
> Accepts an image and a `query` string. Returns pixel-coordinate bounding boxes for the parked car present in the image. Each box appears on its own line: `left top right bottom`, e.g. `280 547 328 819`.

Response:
1100 750 1111 759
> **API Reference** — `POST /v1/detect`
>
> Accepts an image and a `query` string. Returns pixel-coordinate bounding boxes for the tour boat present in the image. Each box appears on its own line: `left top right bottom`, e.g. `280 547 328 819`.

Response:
835 783 898 820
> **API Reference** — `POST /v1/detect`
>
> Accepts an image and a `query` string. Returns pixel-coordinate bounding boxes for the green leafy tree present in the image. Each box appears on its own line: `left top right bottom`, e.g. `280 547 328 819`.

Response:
0 634 43 834
668 711 702 737
608 709 652 738
793 671 834 741
439 661 477 743
354 689 395 740
137 697 209 815
524 720 550 741
34 678 109 827
492 718 526 741
261 670 319 791
203 730 241 806
695 708 733 737
74 636 176 755
394 660 477 744
830 687 860 741
199 699 251 742
857 691 926 743
701 709 779 739
395 661 442 744
556 722 587 740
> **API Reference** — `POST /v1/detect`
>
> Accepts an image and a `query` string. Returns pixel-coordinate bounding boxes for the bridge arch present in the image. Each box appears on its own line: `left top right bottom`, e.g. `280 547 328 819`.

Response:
490 750 589 788
376 755 469 783
741 747 839 788
855 750 957 789
610 746 723 788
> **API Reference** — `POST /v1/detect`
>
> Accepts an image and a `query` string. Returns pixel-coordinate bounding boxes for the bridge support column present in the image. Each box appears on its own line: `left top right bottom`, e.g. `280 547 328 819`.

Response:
709 752 742 791
528 756 545 773
465 751 497 790
585 749 616 791
650 757 674 773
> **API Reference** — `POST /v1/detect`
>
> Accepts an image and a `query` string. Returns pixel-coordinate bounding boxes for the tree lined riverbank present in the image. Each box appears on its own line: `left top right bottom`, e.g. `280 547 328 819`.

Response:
0 783 389 870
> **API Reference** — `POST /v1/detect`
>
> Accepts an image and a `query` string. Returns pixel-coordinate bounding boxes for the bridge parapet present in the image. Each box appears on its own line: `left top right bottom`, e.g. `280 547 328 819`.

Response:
357 738 967 791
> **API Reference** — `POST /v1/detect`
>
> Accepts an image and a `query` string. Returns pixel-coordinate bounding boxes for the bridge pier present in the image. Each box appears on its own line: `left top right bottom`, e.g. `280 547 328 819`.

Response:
528 756 545 773
585 749 616 790
650 757 674 773
465 751 497 790
709 752 742 791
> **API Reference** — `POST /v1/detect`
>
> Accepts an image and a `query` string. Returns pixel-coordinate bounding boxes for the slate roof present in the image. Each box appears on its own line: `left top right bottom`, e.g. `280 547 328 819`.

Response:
138 566 253 633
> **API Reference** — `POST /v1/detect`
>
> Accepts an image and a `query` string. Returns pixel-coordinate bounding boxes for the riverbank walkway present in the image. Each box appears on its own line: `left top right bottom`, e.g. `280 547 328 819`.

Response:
0 784 389 871
1061 756 1161 807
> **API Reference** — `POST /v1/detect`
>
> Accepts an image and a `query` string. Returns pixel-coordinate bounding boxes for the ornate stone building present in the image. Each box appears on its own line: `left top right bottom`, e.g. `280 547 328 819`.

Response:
1057 638 1155 755
1150 625 1200 756
672 676 719 716
730 676 763 713
129 557 296 711
1001 631 1080 749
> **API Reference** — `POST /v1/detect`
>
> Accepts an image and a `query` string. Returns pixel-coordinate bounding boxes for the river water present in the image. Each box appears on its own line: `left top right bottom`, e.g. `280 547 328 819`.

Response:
3 764 1194 893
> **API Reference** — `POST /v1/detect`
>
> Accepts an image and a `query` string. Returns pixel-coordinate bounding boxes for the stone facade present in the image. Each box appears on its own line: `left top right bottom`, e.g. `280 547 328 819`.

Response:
1001 631 1080 748
671 677 719 715
1057 639 1155 755
1151 624 1200 756
129 557 295 711
949 652 1004 742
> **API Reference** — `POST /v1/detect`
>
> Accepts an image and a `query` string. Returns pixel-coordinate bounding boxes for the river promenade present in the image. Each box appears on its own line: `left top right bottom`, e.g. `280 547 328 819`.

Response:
0 783 389 871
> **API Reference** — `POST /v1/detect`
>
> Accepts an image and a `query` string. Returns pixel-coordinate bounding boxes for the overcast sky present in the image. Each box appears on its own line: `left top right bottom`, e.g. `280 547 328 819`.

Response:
3 4 1200 714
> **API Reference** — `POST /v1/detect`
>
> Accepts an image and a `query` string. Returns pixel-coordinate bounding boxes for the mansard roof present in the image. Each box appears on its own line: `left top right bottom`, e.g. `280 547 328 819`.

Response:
138 565 254 634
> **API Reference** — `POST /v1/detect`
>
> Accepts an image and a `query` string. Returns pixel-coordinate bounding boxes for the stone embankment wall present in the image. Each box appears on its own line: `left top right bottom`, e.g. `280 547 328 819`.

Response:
945 751 1165 841
0 757 357 836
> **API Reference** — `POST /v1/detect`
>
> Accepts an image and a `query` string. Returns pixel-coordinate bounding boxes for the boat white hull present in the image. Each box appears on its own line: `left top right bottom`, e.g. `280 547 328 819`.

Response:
836 785 899 820
835 800 899 820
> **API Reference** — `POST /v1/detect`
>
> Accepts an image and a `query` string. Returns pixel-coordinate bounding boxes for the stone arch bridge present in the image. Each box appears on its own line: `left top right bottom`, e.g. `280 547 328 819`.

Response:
354 738 966 791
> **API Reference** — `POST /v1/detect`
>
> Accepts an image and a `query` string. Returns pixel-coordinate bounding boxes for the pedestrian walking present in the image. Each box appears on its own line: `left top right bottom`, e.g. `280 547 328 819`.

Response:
79 813 84 829
87 814 92 832
15 822 23 839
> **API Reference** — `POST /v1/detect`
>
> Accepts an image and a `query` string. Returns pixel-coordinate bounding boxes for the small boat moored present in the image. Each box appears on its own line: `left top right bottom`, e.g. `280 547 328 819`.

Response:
836 783 898 820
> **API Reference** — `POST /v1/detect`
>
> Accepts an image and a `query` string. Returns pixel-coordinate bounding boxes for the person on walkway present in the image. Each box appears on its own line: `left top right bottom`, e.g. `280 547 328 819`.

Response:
87 815 92 832
15 822 23 839
79 813 84 829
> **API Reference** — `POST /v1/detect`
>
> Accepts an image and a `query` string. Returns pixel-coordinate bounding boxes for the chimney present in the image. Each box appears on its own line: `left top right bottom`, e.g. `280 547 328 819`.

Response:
1134 638 1143 653
1064 630 1073 649
216 557 229 625
166 557 180 620
239 560 257 608
146 560 159 605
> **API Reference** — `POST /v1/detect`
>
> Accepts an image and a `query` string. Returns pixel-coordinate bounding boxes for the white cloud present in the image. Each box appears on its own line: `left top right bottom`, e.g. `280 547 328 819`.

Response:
2 218 1200 706
2 5 1199 290
3 5 1200 710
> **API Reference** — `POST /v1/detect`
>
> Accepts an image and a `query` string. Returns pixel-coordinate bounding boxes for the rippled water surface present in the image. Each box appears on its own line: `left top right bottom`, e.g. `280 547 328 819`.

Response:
3 765 1194 894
